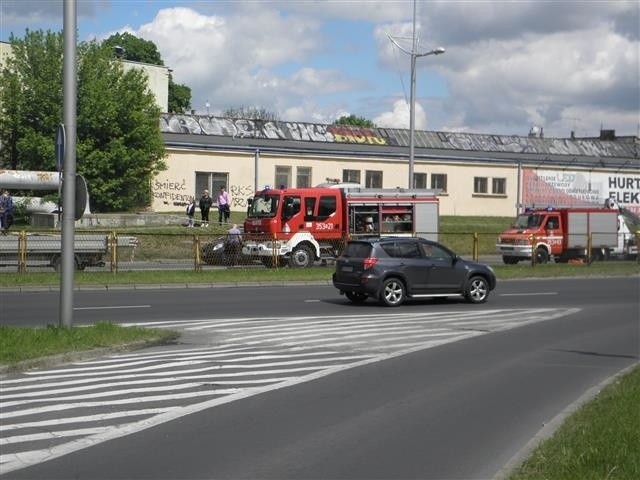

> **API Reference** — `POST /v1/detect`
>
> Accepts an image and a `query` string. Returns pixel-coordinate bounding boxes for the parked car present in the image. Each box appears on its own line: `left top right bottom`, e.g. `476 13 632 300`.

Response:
201 235 256 266
332 237 497 306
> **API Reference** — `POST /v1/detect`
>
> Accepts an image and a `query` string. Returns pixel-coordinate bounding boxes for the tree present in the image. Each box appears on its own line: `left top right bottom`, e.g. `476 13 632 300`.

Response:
0 30 166 212
168 79 192 114
0 30 64 171
223 106 279 121
334 114 375 128
103 33 192 113
102 32 163 65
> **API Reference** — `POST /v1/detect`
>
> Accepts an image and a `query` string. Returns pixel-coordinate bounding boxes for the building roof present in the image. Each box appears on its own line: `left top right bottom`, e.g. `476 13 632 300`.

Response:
161 114 639 172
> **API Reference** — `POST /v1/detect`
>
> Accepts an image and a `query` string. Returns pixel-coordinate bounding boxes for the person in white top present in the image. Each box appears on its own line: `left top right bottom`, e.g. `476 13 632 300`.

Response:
217 185 230 225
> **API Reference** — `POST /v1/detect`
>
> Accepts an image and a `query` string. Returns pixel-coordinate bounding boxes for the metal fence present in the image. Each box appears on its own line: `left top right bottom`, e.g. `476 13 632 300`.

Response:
1 230 638 272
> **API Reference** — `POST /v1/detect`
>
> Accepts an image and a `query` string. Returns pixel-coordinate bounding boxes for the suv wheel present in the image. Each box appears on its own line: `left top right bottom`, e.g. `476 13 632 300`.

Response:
379 278 405 307
465 276 489 304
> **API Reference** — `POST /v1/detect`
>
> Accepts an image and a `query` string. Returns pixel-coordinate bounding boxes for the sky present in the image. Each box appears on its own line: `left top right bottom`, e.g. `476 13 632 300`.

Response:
1 0 639 138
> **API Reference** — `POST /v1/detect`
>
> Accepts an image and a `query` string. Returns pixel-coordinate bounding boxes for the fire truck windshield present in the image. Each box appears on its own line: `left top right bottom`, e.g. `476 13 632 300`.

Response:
248 194 279 218
513 214 543 229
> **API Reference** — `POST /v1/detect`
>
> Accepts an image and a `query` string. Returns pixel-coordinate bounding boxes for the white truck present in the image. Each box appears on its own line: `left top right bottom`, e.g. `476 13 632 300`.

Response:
0 233 138 271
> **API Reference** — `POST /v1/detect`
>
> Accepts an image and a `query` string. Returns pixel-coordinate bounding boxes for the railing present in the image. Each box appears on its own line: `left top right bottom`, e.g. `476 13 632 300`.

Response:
0 230 637 272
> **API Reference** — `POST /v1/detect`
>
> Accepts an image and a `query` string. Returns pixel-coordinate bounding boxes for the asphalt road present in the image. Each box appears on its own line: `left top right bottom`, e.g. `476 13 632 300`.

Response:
1 277 638 479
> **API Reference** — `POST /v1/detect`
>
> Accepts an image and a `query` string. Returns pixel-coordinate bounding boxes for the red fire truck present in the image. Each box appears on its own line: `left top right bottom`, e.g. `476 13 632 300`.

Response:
242 185 440 267
496 200 638 264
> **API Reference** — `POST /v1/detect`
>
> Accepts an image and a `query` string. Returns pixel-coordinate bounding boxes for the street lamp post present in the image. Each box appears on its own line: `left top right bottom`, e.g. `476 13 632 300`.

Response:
408 46 445 188
389 0 445 188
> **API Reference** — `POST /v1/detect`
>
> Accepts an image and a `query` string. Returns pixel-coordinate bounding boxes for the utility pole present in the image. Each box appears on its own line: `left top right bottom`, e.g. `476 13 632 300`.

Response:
389 0 444 188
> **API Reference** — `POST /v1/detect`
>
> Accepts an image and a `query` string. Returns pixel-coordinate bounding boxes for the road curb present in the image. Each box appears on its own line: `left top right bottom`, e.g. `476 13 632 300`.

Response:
493 361 640 480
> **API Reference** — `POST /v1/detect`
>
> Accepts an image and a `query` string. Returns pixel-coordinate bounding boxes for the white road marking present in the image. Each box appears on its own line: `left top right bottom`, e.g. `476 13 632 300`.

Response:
0 307 580 474
500 292 558 296
73 305 151 310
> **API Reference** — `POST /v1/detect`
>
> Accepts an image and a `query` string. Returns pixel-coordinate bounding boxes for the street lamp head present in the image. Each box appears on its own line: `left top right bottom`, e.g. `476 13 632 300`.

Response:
433 47 446 55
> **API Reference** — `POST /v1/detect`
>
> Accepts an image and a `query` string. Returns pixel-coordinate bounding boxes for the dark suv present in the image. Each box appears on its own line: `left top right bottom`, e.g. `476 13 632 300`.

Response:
333 237 497 306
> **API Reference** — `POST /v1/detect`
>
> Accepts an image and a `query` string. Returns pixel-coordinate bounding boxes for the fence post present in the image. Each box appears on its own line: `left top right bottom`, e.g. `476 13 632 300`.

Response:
587 232 593 265
110 231 118 273
273 232 279 269
472 232 479 261
637 232 640 265
530 234 536 267
18 230 26 273
194 234 201 272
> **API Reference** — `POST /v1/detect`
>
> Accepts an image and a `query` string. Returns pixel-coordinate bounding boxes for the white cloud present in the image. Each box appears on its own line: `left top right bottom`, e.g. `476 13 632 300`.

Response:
373 99 427 130
2 0 638 137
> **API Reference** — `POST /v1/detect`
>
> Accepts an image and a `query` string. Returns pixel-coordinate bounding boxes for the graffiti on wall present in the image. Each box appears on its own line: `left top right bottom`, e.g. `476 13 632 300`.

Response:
522 169 640 214
152 178 192 207
229 184 254 207
152 176 254 209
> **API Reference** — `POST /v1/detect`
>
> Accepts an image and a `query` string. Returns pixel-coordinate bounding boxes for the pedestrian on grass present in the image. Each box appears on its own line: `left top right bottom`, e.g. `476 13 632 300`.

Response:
217 185 230 225
199 190 212 227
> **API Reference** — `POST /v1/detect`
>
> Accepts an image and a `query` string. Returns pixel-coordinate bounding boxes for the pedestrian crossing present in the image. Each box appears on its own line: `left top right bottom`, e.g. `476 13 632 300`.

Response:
0 307 579 474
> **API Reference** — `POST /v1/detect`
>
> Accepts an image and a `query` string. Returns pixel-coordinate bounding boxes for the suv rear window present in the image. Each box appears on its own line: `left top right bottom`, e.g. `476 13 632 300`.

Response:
342 242 373 258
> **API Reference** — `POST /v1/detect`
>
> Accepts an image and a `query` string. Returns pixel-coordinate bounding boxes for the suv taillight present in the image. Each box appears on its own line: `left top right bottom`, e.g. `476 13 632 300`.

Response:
363 257 378 270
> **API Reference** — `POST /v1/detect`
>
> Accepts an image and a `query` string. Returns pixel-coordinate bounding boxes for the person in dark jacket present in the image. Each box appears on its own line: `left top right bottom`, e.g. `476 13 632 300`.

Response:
199 190 212 227
0 190 14 234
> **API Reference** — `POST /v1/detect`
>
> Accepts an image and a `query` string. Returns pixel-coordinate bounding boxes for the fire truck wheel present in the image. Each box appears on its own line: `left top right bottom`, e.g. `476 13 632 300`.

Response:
289 245 314 268
379 278 406 307
345 291 368 304
535 247 550 264
465 276 489 304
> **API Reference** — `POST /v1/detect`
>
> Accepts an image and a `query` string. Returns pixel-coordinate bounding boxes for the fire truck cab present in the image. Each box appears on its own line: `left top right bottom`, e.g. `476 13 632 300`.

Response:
242 185 439 267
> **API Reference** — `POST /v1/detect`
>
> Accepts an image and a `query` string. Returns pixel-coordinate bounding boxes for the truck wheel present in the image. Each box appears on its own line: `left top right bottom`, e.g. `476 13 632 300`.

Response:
535 247 549 264
51 255 81 271
590 248 605 262
289 245 314 268
52 255 62 272
345 291 368 304
379 278 405 307
465 276 489 304
502 256 519 265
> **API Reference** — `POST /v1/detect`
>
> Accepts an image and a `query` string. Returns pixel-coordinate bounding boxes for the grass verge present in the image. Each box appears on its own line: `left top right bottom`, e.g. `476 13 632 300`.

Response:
0 322 178 366
509 365 640 480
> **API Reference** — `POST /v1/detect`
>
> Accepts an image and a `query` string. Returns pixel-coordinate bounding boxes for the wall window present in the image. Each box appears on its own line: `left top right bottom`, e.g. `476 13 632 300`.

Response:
343 169 361 184
492 177 506 195
474 177 488 194
431 173 447 193
275 166 291 189
413 173 427 189
365 170 383 188
296 167 312 188
196 172 228 197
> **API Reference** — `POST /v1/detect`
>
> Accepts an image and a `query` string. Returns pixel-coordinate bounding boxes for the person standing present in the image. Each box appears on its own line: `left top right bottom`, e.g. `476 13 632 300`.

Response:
0 190 14 234
224 223 243 266
217 185 230 225
199 190 212 227
185 197 196 227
